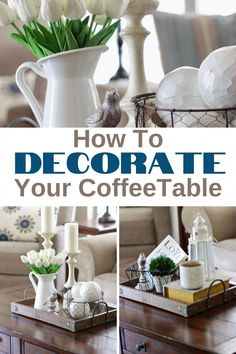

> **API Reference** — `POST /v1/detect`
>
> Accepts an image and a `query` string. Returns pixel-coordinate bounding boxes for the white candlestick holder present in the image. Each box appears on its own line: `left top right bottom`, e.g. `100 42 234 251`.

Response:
38 232 55 250
64 251 81 289
120 0 159 127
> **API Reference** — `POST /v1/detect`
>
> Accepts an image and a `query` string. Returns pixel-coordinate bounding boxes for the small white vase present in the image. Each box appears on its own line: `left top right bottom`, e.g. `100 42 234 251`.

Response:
16 46 108 127
29 272 57 311
153 275 172 294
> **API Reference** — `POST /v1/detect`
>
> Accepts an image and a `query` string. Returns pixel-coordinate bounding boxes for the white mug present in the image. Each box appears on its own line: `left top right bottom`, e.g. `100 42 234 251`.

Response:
180 261 204 290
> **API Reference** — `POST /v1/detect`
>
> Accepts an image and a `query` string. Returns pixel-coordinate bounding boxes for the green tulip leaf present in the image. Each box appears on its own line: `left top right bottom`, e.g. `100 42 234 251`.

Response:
10 33 33 53
23 25 45 58
77 25 89 47
34 21 60 51
86 20 120 47
65 27 78 50
82 16 90 27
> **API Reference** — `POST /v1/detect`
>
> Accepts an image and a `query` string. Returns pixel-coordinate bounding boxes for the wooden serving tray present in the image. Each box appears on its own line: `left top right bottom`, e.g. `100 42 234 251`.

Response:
11 298 116 332
120 279 236 317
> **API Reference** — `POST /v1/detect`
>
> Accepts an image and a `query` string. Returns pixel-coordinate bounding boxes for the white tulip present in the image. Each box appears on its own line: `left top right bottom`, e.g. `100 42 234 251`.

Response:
105 0 128 18
35 259 43 268
51 255 58 265
21 255 29 264
86 0 105 15
55 255 64 265
63 0 86 19
41 0 63 22
27 250 37 264
8 0 40 22
42 256 50 267
0 1 17 27
95 13 106 25
45 248 55 259
60 250 67 258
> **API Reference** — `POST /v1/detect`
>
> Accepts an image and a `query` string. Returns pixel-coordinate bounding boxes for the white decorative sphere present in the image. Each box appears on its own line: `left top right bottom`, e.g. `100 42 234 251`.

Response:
69 299 90 319
80 281 102 302
198 46 236 108
71 282 85 300
156 67 208 127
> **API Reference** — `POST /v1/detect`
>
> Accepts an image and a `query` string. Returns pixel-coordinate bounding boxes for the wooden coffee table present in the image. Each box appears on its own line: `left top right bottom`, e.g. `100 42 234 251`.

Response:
0 285 116 354
120 297 236 354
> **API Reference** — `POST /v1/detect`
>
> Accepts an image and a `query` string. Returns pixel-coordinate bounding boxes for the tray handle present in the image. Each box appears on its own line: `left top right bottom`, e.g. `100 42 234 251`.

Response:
92 301 109 326
207 279 226 308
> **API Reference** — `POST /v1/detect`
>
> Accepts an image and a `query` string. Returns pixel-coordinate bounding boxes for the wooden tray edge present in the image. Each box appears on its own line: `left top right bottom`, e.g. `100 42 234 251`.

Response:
120 281 236 317
11 299 117 332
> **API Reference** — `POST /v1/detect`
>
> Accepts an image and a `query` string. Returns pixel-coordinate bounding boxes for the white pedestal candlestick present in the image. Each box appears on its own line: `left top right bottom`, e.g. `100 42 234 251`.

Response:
121 0 159 98
64 252 80 289
120 0 159 126
38 232 55 249
64 223 79 253
41 207 55 234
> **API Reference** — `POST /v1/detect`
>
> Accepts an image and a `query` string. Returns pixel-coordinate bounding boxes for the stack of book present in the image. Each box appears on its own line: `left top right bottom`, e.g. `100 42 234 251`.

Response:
163 274 230 304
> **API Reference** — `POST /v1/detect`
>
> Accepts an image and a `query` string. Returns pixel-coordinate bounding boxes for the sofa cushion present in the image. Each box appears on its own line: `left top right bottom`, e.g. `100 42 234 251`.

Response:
0 207 41 242
213 239 236 273
120 208 156 246
76 238 95 282
0 241 40 275
82 234 116 276
154 11 236 74
94 273 117 305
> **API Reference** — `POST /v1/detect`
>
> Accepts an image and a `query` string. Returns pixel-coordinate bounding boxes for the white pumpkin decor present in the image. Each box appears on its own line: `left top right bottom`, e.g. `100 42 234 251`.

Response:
71 282 85 300
80 281 102 302
198 46 236 109
155 67 209 127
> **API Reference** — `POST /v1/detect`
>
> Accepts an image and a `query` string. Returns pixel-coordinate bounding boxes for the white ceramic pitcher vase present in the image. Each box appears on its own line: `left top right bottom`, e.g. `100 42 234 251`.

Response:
16 46 107 127
29 272 57 311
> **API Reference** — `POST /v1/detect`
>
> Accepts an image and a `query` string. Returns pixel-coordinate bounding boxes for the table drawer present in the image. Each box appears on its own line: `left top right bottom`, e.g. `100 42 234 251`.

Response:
123 329 184 354
24 342 57 354
0 333 10 354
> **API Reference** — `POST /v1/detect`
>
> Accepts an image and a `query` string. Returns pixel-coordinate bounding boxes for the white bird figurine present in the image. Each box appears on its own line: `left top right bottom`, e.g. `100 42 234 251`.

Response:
86 88 121 127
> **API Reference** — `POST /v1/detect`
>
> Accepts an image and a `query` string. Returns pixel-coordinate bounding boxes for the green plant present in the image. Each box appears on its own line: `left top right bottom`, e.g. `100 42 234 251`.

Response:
0 0 128 59
10 17 120 59
149 255 176 277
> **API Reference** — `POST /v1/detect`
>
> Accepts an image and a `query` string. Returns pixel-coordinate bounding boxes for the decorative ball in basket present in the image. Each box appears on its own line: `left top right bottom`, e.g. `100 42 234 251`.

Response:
132 46 236 128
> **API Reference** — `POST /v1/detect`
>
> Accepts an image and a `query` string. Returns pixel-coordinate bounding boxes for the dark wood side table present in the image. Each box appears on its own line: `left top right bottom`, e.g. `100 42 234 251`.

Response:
79 219 117 236
120 297 236 354
0 286 116 354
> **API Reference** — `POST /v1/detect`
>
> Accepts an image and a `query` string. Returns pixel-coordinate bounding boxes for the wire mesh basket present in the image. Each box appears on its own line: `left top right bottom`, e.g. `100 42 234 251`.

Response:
131 93 236 128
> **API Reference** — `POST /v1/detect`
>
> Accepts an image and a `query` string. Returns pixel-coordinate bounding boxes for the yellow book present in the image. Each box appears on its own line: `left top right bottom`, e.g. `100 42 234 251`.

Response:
163 276 230 304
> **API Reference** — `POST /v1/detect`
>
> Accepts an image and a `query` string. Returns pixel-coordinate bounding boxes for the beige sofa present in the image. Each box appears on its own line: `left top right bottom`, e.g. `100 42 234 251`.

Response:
120 207 172 282
181 207 236 282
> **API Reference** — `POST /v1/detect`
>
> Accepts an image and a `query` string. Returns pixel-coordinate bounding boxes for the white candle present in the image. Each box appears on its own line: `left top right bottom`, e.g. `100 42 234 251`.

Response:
65 223 79 253
41 207 55 233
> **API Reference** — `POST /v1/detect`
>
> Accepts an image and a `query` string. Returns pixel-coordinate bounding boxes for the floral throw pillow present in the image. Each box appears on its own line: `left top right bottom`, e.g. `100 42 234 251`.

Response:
0 207 41 242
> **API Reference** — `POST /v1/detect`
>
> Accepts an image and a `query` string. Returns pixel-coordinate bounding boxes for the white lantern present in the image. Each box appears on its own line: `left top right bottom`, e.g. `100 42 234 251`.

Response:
188 214 215 281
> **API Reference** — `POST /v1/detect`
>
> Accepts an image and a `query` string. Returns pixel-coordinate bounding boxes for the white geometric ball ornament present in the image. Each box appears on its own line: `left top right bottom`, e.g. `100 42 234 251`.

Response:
155 67 209 127
198 46 236 108
69 299 90 319
71 282 85 300
80 281 102 302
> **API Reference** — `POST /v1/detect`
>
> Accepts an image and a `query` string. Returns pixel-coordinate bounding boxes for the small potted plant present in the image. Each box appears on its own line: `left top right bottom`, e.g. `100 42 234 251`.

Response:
149 255 176 294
